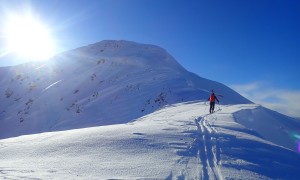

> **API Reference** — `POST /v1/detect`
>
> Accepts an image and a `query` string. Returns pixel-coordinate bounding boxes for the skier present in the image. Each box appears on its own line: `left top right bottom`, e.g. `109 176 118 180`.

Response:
208 90 219 114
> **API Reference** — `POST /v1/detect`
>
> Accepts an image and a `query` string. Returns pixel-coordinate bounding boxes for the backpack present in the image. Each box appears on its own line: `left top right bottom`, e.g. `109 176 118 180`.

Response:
210 93 216 102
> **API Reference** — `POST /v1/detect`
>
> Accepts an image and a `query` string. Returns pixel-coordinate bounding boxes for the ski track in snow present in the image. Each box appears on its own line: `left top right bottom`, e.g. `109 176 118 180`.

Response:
195 114 223 180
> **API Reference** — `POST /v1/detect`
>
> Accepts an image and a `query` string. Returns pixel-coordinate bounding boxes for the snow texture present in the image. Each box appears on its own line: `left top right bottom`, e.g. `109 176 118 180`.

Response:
0 102 299 179
0 40 299 179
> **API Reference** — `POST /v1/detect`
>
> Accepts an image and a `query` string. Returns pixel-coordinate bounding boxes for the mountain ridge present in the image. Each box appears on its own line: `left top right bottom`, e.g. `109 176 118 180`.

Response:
0 40 252 140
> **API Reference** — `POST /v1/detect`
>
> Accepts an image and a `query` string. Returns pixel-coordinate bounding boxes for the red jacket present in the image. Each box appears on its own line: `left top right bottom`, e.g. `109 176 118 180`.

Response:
208 93 219 103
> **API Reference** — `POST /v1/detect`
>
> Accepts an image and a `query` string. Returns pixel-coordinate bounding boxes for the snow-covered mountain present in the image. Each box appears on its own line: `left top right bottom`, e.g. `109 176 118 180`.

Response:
0 40 250 139
0 40 299 179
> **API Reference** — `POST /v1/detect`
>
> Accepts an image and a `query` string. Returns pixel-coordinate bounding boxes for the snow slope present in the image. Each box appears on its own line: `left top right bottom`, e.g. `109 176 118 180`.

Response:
0 40 250 139
0 102 299 179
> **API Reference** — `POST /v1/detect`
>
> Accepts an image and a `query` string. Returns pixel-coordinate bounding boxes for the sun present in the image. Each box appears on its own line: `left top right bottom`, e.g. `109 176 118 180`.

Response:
4 14 55 61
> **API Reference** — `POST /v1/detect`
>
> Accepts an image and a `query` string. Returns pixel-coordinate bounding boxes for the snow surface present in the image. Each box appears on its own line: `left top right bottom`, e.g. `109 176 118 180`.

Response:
0 102 299 179
0 40 299 179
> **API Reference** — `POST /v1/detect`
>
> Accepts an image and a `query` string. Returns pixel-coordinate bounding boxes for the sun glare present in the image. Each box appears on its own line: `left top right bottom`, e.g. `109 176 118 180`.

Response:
4 14 55 61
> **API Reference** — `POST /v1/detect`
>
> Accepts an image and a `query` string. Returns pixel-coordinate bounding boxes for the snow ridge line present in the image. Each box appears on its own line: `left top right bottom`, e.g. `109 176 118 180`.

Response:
195 115 223 180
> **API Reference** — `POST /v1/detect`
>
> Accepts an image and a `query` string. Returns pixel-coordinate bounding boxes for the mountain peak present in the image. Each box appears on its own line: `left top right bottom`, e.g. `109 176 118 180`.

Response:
64 40 185 71
0 40 250 139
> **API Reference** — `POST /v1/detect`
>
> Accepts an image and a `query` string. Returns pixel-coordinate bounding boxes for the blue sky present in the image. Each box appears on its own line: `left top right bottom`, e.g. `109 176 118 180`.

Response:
0 0 299 117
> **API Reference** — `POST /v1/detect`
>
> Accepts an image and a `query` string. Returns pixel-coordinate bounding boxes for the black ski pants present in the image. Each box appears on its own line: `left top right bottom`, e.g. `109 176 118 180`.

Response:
209 102 215 114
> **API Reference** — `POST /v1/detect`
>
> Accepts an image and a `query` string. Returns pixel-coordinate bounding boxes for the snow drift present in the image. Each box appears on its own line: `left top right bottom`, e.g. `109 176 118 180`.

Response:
0 102 299 179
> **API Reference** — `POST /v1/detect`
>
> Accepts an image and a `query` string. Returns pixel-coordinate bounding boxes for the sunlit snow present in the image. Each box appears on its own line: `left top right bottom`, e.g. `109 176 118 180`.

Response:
0 40 299 179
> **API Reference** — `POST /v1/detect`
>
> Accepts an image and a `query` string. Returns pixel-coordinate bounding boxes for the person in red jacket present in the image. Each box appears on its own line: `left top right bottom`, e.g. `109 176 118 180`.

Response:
208 90 219 114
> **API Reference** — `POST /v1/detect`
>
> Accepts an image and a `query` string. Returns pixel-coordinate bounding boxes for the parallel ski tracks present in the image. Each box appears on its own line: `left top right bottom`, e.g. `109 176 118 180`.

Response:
195 115 223 180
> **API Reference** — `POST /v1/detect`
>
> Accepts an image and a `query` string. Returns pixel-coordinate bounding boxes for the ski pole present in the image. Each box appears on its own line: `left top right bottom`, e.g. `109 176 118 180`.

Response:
204 101 208 114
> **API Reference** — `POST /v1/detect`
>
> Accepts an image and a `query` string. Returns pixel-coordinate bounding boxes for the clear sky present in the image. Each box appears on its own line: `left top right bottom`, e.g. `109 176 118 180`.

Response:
0 0 299 117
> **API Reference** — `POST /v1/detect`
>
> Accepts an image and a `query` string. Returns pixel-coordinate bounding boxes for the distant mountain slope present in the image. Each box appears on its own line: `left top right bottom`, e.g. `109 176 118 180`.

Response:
0 40 250 139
